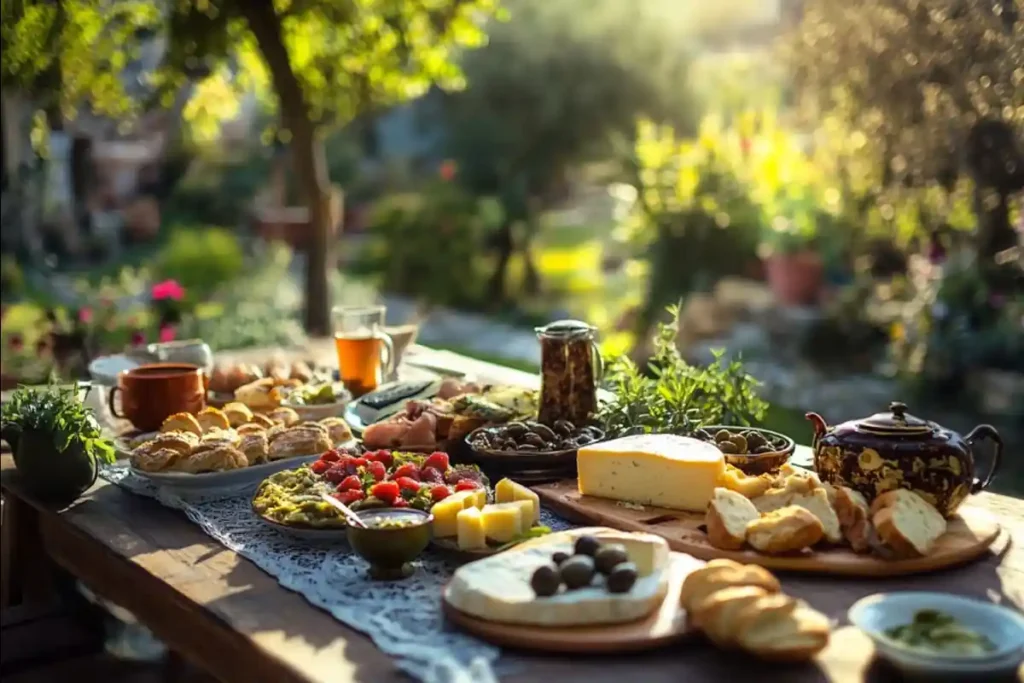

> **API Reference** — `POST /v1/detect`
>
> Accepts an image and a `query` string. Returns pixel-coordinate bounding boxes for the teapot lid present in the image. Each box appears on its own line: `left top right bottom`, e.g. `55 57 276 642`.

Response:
856 402 933 436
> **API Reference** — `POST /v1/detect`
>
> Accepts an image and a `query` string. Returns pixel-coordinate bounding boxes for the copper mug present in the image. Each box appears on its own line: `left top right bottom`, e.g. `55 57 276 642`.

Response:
108 363 207 432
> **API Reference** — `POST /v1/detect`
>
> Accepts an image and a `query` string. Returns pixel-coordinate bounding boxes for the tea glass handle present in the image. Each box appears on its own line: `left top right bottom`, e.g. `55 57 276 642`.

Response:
591 340 604 382
379 332 395 379
966 424 1003 493
107 386 125 419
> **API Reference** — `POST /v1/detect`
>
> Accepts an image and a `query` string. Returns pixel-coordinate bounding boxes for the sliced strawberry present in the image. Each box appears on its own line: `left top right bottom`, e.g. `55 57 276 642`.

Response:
419 466 444 484
365 460 387 482
430 485 452 502
324 467 348 484
338 475 363 491
369 481 401 504
455 479 481 492
310 460 330 475
319 449 341 462
423 452 449 472
394 476 422 492
391 498 410 508
334 489 365 505
391 463 420 481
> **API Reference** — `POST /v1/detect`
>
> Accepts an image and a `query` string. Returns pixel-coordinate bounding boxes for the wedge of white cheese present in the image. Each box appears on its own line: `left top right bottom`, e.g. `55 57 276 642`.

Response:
445 527 671 627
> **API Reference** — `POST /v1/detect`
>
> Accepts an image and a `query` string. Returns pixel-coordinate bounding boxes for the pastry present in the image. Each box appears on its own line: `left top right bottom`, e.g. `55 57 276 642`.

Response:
131 447 185 473
266 424 289 443
236 422 267 435
871 489 946 557
197 428 241 450
160 412 203 436
197 407 231 433
268 428 332 460
834 486 872 553
135 431 200 456
746 506 825 555
176 446 248 473
267 406 300 427
705 487 761 550
239 432 269 465
222 402 254 427
250 413 276 429
235 378 289 410
318 416 352 444
290 361 314 382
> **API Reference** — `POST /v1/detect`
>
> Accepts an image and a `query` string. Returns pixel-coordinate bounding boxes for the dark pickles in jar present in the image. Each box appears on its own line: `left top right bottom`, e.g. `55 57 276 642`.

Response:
536 320 602 426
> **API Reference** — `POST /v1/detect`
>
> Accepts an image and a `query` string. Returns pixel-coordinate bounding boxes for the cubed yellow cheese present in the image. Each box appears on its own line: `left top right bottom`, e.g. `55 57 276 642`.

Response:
507 500 535 528
577 434 725 512
462 487 488 509
480 503 524 543
495 478 540 525
457 507 487 550
431 489 487 537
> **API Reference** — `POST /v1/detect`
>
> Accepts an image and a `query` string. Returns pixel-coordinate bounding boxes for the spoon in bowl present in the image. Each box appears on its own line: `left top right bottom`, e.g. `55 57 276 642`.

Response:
320 493 368 528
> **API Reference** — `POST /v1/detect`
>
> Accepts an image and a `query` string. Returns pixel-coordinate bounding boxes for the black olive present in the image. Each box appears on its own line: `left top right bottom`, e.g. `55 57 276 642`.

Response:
575 434 593 446
606 562 638 593
502 440 520 451
531 563 561 597
745 431 767 450
574 535 601 557
552 551 571 565
523 433 548 449
517 443 538 451
553 420 574 436
594 544 630 574
560 556 596 589
504 422 528 437
695 429 713 441
532 424 556 442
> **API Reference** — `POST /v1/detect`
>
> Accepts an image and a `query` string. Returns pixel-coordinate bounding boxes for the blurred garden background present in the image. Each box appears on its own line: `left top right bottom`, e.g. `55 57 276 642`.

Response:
1 0 1022 491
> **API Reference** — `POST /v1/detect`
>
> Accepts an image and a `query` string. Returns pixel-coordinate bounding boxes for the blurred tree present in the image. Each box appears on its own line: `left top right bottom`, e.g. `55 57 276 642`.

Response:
438 0 696 301
789 0 1024 283
1 0 501 334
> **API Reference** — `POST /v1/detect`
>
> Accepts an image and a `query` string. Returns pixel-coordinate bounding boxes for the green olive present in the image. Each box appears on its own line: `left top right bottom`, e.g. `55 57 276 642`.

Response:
717 440 739 454
714 429 733 443
729 434 749 453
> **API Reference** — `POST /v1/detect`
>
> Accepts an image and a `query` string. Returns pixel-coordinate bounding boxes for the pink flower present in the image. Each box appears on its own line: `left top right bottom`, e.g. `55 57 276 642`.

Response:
439 160 457 182
159 324 176 343
78 307 93 324
130 330 146 346
151 279 185 302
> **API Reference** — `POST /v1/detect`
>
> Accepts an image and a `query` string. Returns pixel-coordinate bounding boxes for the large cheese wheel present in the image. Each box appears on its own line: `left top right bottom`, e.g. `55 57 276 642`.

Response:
444 527 671 627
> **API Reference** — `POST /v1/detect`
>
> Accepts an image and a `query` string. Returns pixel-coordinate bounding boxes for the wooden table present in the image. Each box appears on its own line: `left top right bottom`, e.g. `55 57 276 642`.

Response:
2 346 1023 683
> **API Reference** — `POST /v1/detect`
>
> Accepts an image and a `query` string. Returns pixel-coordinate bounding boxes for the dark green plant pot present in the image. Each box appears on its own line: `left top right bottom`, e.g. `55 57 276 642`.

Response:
13 429 98 505
346 508 433 581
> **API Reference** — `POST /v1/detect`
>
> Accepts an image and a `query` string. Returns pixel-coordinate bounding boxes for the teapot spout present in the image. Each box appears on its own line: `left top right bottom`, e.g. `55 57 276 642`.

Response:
805 412 828 446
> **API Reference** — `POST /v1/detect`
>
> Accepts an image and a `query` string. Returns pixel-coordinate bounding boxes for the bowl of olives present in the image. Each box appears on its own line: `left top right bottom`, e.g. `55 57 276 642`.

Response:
530 534 639 598
465 420 605 484
695 426 795 475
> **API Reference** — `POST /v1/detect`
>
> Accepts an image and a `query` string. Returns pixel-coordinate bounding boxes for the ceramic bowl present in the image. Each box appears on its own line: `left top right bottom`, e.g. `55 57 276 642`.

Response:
463 426 606 484
346 508 434 580
849 592 1024 676
697 425 795 475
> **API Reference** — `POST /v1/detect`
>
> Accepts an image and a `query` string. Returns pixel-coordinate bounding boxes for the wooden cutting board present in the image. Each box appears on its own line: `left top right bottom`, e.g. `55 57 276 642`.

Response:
441 552 702 653
533 479 1003 577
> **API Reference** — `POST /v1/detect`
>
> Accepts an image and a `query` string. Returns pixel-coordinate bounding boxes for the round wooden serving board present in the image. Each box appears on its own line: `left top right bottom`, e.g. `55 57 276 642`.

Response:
532 480 1003 577
441 552 702 654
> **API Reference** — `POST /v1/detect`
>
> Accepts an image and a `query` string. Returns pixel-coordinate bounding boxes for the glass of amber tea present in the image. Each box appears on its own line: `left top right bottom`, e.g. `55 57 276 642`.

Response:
332 305 394 396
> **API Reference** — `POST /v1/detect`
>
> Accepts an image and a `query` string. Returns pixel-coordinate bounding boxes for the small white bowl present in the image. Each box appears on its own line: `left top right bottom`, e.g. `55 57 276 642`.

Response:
849 592 1024 677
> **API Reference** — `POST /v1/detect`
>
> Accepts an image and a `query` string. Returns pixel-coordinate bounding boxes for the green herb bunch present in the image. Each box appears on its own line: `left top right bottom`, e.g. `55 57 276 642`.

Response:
598 304 769 438
1 384 115 465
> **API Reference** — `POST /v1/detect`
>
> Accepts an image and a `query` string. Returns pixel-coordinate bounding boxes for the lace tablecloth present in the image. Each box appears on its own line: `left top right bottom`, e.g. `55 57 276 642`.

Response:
100 464 576 683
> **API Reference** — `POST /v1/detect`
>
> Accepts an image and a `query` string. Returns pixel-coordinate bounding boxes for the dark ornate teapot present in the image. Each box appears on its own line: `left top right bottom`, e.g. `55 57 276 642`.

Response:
806 402 1003 518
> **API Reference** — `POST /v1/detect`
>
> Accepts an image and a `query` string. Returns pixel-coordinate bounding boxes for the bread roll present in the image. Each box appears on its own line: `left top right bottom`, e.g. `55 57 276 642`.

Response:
160 412 202 436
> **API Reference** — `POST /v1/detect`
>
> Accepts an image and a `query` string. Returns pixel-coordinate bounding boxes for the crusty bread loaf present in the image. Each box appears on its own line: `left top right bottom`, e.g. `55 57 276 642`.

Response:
717 465 774 499
683 564 830 662
680 562 780 612
871 489 946 557
834 486 872 553
706 487 760 550
746 506 825 554
752 487 842 544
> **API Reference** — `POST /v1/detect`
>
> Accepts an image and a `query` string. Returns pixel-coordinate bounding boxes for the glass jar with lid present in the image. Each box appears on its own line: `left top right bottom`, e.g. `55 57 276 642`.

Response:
535 320 602 426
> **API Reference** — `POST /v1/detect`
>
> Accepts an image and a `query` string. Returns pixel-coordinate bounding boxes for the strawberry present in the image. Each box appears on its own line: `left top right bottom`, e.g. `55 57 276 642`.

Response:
324 467 348 484
369 481 401 504
344 457 368 476
365 450 394 467
365 460 387 482
338 475 363 492
319 449 341 463
391 463 420 481
310 460 330 475
395 476 421 492
419 466 445 484
423 452 450 472
455 479 481 492
391 498 410 508
334 489 365 505
430 485 452 502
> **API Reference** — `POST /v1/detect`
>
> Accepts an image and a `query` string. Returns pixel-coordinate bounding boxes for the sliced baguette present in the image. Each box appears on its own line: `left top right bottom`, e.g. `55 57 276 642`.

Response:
737 601 831 662
752 487 842 544
834 486 872 553
680 563 780 612
693 585 771 646
872 489 946 557
746 506 825 554
705 487 761 550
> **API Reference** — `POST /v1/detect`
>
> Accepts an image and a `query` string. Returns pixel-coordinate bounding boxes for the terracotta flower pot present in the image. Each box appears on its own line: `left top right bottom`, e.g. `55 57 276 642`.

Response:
764 251 824 306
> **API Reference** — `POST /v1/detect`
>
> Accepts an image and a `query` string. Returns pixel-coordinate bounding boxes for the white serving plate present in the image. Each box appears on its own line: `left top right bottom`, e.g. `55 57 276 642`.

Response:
849 592 1024 677
129 439 357 492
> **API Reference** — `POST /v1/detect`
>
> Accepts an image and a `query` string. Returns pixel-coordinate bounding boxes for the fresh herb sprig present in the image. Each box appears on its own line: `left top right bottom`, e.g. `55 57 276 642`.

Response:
598 304 769 438
1 383 115 465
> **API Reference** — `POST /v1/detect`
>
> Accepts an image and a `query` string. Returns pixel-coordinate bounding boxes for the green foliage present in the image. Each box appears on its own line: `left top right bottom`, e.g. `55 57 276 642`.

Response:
598 304 769 438
0 383 114 465
155 227 245 298
164 153 274 227
355 182 500 308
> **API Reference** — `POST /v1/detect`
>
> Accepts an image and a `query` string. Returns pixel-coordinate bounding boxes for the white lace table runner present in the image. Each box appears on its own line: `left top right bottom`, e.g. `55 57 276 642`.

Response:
100 465 576 683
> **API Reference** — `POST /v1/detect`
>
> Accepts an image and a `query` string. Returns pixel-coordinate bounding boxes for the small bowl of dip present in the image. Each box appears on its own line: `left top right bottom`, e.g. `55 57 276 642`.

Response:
346 508 434 580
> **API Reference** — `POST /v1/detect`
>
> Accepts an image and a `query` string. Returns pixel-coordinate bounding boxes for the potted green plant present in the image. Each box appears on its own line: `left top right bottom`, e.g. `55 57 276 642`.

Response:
1 383 115 504
758 194 825 306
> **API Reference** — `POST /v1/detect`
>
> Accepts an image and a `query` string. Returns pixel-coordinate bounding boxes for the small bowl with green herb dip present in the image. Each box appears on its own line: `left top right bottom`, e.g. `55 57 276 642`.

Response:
346 508 433 580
